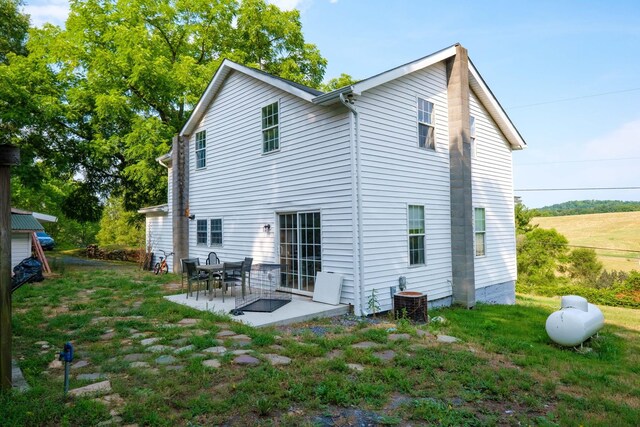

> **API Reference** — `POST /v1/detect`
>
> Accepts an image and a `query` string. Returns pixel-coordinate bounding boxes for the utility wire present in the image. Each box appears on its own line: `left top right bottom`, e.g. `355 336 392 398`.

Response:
566 244 640 254
510 87 640 109
518 157 640 166
516 187 640 192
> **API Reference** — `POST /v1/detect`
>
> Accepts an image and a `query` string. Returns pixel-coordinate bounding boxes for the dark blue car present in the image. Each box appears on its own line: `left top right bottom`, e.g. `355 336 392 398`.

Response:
36 231 55 250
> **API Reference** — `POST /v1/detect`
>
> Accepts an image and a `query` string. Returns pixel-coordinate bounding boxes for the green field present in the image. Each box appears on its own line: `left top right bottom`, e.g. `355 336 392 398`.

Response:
533 211 640 272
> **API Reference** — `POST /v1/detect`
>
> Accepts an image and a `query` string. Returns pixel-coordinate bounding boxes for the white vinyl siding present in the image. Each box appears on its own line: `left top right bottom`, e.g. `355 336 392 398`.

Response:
195 130 206 169
187 71 353 303
145 212 174 272
356 61 452 309
11 233 31 269
470 90 516 288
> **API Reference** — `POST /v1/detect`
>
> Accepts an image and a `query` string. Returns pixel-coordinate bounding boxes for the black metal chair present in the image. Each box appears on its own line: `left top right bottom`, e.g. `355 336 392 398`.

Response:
205 252 221 265
180 258 199 291
242 257 253 293
220 261 245 300
184 260 208 300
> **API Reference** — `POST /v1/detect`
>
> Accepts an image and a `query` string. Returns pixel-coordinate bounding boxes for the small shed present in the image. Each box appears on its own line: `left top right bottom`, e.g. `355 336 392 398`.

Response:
10 208 56 270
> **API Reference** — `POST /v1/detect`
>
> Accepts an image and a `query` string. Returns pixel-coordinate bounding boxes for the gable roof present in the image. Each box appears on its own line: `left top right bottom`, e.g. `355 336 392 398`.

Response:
11 212 44 232
179 44 526 150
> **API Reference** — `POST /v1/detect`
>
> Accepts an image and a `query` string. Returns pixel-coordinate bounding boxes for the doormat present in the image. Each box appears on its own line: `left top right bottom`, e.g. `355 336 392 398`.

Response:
238 298 290 313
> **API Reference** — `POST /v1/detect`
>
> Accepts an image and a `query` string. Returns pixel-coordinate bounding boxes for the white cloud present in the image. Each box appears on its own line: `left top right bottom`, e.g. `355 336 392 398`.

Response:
23 0 70 27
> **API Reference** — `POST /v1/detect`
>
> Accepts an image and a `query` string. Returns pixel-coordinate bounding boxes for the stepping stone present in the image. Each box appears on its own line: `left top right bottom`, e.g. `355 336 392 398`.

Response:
34 341 49 346
147 345 174 353
188 329 208 336
269 344 285 351
190 353 206 359
100 332 116 340
144 368 160 375
69 380 112 397
203 346 227 354
389 333 411 341
164 365 185 371
155 355 177 365
234 355 260 365
373 350 396 361
326 349 344 360
264 354 292 366
231 349 252 355
174 345 195 354
130 333 149 339
171 338 189 346
140 337 160 346
177 318 200 326
97 416 122 427
128 329 139 334
94 393 125 408
230 334 251 341
232 340 251 348
71 360 90 370
347 363 365 372
129 362 150 368
416 329 434 339
123 353 146 362
203 359 221 368
11 360 29 392
216 330 236 337
351 341 379 349
48 359 63 369
437 335 459 343
77 373 106 381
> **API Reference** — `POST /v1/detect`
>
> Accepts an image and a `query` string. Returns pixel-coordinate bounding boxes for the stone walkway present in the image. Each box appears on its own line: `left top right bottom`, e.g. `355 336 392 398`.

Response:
33 316 459 425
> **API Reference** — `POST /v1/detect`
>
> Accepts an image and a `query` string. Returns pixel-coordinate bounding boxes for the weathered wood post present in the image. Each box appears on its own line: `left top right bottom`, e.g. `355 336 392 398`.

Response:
0 144 20 391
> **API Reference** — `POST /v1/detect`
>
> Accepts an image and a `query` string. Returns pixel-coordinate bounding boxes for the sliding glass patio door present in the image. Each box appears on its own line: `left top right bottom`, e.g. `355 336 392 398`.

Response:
279 212 321 293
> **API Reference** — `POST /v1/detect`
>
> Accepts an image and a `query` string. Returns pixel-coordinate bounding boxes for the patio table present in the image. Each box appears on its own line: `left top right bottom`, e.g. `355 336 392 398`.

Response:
196 263 223 300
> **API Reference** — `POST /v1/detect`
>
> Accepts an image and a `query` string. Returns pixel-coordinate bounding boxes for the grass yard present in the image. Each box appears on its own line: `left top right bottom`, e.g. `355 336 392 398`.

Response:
1 258 639 426
533 211 640 272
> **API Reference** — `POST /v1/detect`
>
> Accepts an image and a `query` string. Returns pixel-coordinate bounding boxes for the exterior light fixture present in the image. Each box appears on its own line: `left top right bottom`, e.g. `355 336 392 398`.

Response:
263 224 271 232
188 214 195 220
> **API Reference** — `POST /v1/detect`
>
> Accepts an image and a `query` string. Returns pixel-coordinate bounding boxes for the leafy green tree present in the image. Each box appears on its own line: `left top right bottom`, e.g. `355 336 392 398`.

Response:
320 73 358 92
515 201 537 234
517 228 568 286
96 196 144 247
4 0 327 212
0 0 28 62
566 248 603 286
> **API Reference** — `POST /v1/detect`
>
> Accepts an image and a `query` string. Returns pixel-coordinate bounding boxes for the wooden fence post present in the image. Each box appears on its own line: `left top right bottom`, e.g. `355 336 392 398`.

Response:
0 144 20 391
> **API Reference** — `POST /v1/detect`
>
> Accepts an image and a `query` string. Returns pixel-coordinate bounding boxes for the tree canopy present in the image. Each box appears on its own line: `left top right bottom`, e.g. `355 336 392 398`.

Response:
3 0 327 212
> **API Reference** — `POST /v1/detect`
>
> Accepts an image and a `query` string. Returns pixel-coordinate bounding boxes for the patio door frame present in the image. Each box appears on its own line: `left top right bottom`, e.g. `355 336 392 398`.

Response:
276 210 322 296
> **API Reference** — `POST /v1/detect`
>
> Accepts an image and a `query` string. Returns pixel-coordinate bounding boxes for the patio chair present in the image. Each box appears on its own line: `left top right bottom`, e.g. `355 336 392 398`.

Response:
184 260 208 300
180 258 199 291
220 261 245 300
242 257 253 293
205 251 221 265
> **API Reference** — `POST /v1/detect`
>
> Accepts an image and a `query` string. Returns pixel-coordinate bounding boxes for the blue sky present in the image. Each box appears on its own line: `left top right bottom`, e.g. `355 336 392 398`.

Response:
22 0 640 208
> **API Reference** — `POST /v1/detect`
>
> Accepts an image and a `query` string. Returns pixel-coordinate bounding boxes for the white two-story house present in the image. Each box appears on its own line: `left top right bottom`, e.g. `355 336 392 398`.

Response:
139 44 526 315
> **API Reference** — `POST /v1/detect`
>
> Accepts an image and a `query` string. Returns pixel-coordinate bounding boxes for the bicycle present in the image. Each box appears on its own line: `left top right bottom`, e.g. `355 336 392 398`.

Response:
153 250 174 275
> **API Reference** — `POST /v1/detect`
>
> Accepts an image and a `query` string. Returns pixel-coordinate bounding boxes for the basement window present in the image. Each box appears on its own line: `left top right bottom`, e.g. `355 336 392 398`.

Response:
262 101 279 153
475 207 486 256
417 98 435 150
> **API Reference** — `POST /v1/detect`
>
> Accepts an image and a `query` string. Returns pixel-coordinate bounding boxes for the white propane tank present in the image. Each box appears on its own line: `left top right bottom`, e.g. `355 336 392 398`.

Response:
545 295 604 347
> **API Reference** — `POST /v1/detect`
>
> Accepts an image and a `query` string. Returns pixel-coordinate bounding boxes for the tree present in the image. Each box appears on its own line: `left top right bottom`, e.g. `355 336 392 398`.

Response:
515 201 537 234
320 73 358 92
566 248 603 286
96 196 144 247
517 228 568 286
4 0 327 212
0 0 29 62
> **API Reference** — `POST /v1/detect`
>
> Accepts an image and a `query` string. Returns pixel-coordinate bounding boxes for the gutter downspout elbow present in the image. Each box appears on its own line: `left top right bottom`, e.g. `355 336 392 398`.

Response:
340 93 368 317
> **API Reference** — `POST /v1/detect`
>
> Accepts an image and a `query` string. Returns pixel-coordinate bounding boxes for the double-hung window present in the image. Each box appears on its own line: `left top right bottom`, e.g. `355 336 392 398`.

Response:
262 102 279 153
417 98 435 150
196 219 208 245
209 219 222 246
195 130 207 169
408 205 426 265
470 116 477 158
475 208 486 256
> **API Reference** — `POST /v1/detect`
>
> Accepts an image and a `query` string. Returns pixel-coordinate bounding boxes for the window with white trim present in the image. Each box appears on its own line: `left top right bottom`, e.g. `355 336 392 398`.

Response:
417 98 435 150
209 218 222 246
195 130 206 169
408 205 425 265
262 102 279 153
475 207 486 256
196 219 207 245
470 116 477 158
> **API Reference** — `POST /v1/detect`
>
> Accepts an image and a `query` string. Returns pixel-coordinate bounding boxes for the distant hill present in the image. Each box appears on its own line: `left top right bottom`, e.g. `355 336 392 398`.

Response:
534 200 640 217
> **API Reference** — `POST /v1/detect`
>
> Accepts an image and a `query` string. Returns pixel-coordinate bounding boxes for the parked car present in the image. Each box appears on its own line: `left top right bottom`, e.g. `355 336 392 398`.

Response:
36 231 55 250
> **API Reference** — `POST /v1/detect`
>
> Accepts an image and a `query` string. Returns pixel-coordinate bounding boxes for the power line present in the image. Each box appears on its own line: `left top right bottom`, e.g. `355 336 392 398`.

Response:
510 87 640 109
518 157 640 166
567 244 640 254
516 187 640 192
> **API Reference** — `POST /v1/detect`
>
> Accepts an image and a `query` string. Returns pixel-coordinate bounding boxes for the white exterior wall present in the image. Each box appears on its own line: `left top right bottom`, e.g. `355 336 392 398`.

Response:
11 232 31 269
356 62 453 310
186 71 354 302
146 212 174 272
470 91 517 288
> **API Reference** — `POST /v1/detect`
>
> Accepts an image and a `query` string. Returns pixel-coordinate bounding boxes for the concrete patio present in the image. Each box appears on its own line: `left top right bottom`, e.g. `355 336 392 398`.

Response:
165 292 350 327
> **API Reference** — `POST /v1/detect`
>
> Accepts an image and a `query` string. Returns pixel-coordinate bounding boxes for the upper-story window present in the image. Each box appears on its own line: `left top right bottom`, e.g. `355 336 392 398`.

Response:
408 205 426 265
417 98 435 150
474 207 486 256
195 130 206 169
262 102 279 153
470 116 477 158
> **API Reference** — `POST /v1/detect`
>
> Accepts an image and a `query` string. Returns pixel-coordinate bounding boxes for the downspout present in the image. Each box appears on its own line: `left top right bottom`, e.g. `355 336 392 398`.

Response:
340 93 368 316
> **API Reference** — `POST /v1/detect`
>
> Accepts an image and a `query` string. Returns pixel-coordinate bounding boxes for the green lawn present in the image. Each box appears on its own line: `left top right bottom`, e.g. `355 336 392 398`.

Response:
2 259 639 426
